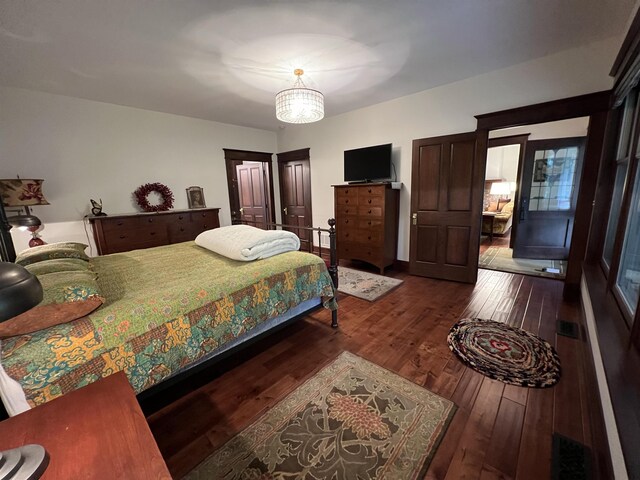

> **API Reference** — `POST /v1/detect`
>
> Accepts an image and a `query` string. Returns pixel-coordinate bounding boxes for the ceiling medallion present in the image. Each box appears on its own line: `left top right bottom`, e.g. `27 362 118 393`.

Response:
275 69 324 124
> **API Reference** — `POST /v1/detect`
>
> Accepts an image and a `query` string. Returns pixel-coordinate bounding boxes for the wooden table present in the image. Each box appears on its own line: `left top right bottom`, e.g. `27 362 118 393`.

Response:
0 372 171 479
482 211 498 241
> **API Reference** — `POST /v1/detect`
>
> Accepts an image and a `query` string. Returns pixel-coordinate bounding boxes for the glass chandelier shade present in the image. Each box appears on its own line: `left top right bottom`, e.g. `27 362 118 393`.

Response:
275 69 324 124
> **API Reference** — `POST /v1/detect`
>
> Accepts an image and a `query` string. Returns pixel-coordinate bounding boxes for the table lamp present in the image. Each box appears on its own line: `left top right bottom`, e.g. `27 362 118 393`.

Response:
0 179 50 248
0 262 49 480
489 181 511 210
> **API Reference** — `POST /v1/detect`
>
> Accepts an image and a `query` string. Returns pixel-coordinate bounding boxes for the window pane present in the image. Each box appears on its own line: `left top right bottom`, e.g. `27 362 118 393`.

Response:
616 168 640 319
603 162 630 267
618 91 637 159
529 147 578 211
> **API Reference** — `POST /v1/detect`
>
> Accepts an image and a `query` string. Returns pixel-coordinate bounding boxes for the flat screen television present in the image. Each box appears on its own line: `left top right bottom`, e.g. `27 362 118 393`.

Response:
344 143 392 183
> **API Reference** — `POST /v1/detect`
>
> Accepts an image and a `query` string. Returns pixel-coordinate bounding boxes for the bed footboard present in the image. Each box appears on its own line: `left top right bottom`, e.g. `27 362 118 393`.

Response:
234 217 339 328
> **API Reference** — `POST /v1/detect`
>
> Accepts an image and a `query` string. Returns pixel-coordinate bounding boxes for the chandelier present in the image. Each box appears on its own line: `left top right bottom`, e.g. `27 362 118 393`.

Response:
275 69 324 124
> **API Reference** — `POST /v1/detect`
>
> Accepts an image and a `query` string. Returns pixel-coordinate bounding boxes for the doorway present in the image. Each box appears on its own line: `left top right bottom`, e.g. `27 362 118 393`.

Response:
223 149 276 228
478 118 589 279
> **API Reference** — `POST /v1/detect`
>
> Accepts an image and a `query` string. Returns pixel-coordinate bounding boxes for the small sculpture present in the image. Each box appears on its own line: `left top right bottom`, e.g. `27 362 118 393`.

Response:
90 199 107 216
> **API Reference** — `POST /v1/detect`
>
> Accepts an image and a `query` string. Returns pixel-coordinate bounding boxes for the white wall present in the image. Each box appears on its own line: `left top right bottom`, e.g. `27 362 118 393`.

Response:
490 116 590 140
0 87 278 255
277 36 620 261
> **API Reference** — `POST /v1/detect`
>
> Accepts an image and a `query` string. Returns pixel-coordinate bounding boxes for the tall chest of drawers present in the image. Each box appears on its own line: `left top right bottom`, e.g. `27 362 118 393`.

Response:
89 208 220 255
333 183 399 274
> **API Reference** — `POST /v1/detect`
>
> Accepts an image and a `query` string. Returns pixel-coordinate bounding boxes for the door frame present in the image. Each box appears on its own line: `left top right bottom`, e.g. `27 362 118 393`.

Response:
486 134 529 249
475 90 612 299
223 149 276 226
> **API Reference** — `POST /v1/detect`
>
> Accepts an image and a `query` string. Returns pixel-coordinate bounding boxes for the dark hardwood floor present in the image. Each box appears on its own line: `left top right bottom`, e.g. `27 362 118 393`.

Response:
479 231 511 254
147 268 597 479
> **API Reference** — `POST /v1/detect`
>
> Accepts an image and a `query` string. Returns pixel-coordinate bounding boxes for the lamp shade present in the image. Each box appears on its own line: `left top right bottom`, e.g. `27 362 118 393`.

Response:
489 181 511 196
0 179 50 207
0 262 43 322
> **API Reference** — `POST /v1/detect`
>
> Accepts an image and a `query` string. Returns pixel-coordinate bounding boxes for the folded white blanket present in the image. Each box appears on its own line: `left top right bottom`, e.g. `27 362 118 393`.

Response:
195 225 300 261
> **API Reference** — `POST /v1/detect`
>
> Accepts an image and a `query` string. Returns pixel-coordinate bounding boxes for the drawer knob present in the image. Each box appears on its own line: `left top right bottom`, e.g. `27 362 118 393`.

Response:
368 236 371 240
345 209 349 213
345 199 349 204
368 188 372 193
345 219 349 224
150 232 156 235
368 209 372 214
180 227 185 232
368 199 372 204
345 233 349 237
368 221 371 225
117 221 123 226
201 213 207 217
179 215 183 220
119 235 125 239
149 218 153 222
203 224 208 228
345 190 349 194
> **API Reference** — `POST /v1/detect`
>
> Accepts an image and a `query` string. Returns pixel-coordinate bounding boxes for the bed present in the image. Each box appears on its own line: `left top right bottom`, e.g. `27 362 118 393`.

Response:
0 223 338 417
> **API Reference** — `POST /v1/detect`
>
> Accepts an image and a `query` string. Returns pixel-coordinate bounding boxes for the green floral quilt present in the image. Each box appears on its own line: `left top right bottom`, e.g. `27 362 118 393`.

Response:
1 242 335 407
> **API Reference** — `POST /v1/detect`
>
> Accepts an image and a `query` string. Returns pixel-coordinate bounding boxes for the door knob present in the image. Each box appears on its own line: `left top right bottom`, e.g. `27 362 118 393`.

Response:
412 213 417 225
239 207 244 214
284 207 288 215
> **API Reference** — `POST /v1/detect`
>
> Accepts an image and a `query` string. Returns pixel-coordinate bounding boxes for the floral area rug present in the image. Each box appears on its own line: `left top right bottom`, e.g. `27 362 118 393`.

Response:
447 318 561 388
479 246 566 279
186 351 456 480
337 267 403 301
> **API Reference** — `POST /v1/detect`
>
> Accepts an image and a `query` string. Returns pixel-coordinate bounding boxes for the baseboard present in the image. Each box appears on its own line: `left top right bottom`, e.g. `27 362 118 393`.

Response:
393 259 410 272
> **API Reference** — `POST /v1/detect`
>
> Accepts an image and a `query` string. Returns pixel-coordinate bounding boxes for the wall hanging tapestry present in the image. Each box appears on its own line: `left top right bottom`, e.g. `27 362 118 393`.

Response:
447 317 561 388
186 351 456 479
337 267 403 301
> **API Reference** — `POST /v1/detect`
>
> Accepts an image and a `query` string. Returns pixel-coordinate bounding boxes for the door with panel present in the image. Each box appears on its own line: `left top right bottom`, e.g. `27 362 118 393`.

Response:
409 132 484 283
278 149 313 252
236 162 269 229
513 137 585 259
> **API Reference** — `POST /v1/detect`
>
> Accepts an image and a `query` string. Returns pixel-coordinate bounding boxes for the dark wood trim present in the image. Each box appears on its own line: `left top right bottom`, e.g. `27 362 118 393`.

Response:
587 109 622 266
277 148 310 163
487 134 529 249
475 91 612 131
583 265 640 479
223 149 275 225
393 259 410 272
564 112 608 300
474 92 612 300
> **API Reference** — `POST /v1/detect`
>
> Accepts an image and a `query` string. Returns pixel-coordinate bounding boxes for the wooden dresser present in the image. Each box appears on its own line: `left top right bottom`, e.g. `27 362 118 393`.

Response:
334 183 399 274
90 208 220 255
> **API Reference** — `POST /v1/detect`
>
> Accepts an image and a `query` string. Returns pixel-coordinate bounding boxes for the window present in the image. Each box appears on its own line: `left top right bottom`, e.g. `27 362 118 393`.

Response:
616 170 640 320
603 91 637 271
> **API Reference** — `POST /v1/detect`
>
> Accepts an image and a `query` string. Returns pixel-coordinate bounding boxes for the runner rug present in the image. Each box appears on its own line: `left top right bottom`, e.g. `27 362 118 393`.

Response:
186 351 456 479
337 267 403 301
447 318 561 388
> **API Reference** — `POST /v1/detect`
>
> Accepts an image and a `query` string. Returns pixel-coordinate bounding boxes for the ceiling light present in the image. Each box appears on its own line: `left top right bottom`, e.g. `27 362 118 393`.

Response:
275 69 324 124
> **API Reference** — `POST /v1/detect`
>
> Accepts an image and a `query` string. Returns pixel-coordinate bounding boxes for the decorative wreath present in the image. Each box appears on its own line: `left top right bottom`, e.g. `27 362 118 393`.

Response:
133 182 174 212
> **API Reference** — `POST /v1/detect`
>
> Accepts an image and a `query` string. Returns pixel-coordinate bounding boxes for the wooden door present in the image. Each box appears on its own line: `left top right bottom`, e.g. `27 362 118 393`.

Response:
278 149 313 252
409 132 483 283
513 137 585 259
236 162 269 229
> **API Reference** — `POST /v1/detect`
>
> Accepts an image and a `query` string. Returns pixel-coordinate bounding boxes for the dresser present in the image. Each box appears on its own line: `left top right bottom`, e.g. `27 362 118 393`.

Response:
334 183 399 274
90 208 220 255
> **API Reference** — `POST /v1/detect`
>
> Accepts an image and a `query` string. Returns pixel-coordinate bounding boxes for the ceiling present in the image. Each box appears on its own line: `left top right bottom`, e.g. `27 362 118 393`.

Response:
0 0 634 131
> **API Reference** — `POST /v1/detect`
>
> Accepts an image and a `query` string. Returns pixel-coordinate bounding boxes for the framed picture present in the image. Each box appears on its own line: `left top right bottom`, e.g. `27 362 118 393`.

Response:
186 186 206 209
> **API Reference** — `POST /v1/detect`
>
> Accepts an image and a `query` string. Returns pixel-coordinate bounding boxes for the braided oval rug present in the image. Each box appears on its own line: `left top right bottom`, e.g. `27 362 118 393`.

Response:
447 318 561 388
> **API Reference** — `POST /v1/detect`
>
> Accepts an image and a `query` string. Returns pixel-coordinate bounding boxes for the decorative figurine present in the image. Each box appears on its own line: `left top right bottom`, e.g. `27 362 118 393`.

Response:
90 199 107 216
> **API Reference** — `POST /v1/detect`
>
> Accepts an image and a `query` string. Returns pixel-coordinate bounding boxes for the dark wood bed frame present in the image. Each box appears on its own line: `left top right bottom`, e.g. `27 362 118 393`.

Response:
0 217 339 419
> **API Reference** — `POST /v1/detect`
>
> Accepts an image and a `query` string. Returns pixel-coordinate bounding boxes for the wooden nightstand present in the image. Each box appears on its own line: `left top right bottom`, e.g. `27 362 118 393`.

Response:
0 372 171 479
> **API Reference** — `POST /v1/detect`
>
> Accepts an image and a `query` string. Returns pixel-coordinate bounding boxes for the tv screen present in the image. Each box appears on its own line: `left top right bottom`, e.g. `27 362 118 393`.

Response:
344 143 392 183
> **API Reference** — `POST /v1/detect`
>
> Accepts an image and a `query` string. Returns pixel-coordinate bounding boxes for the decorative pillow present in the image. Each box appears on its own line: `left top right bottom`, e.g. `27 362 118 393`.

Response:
25 258 91 276
0 270 104 339
501 201 515 215
15 242 90 266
